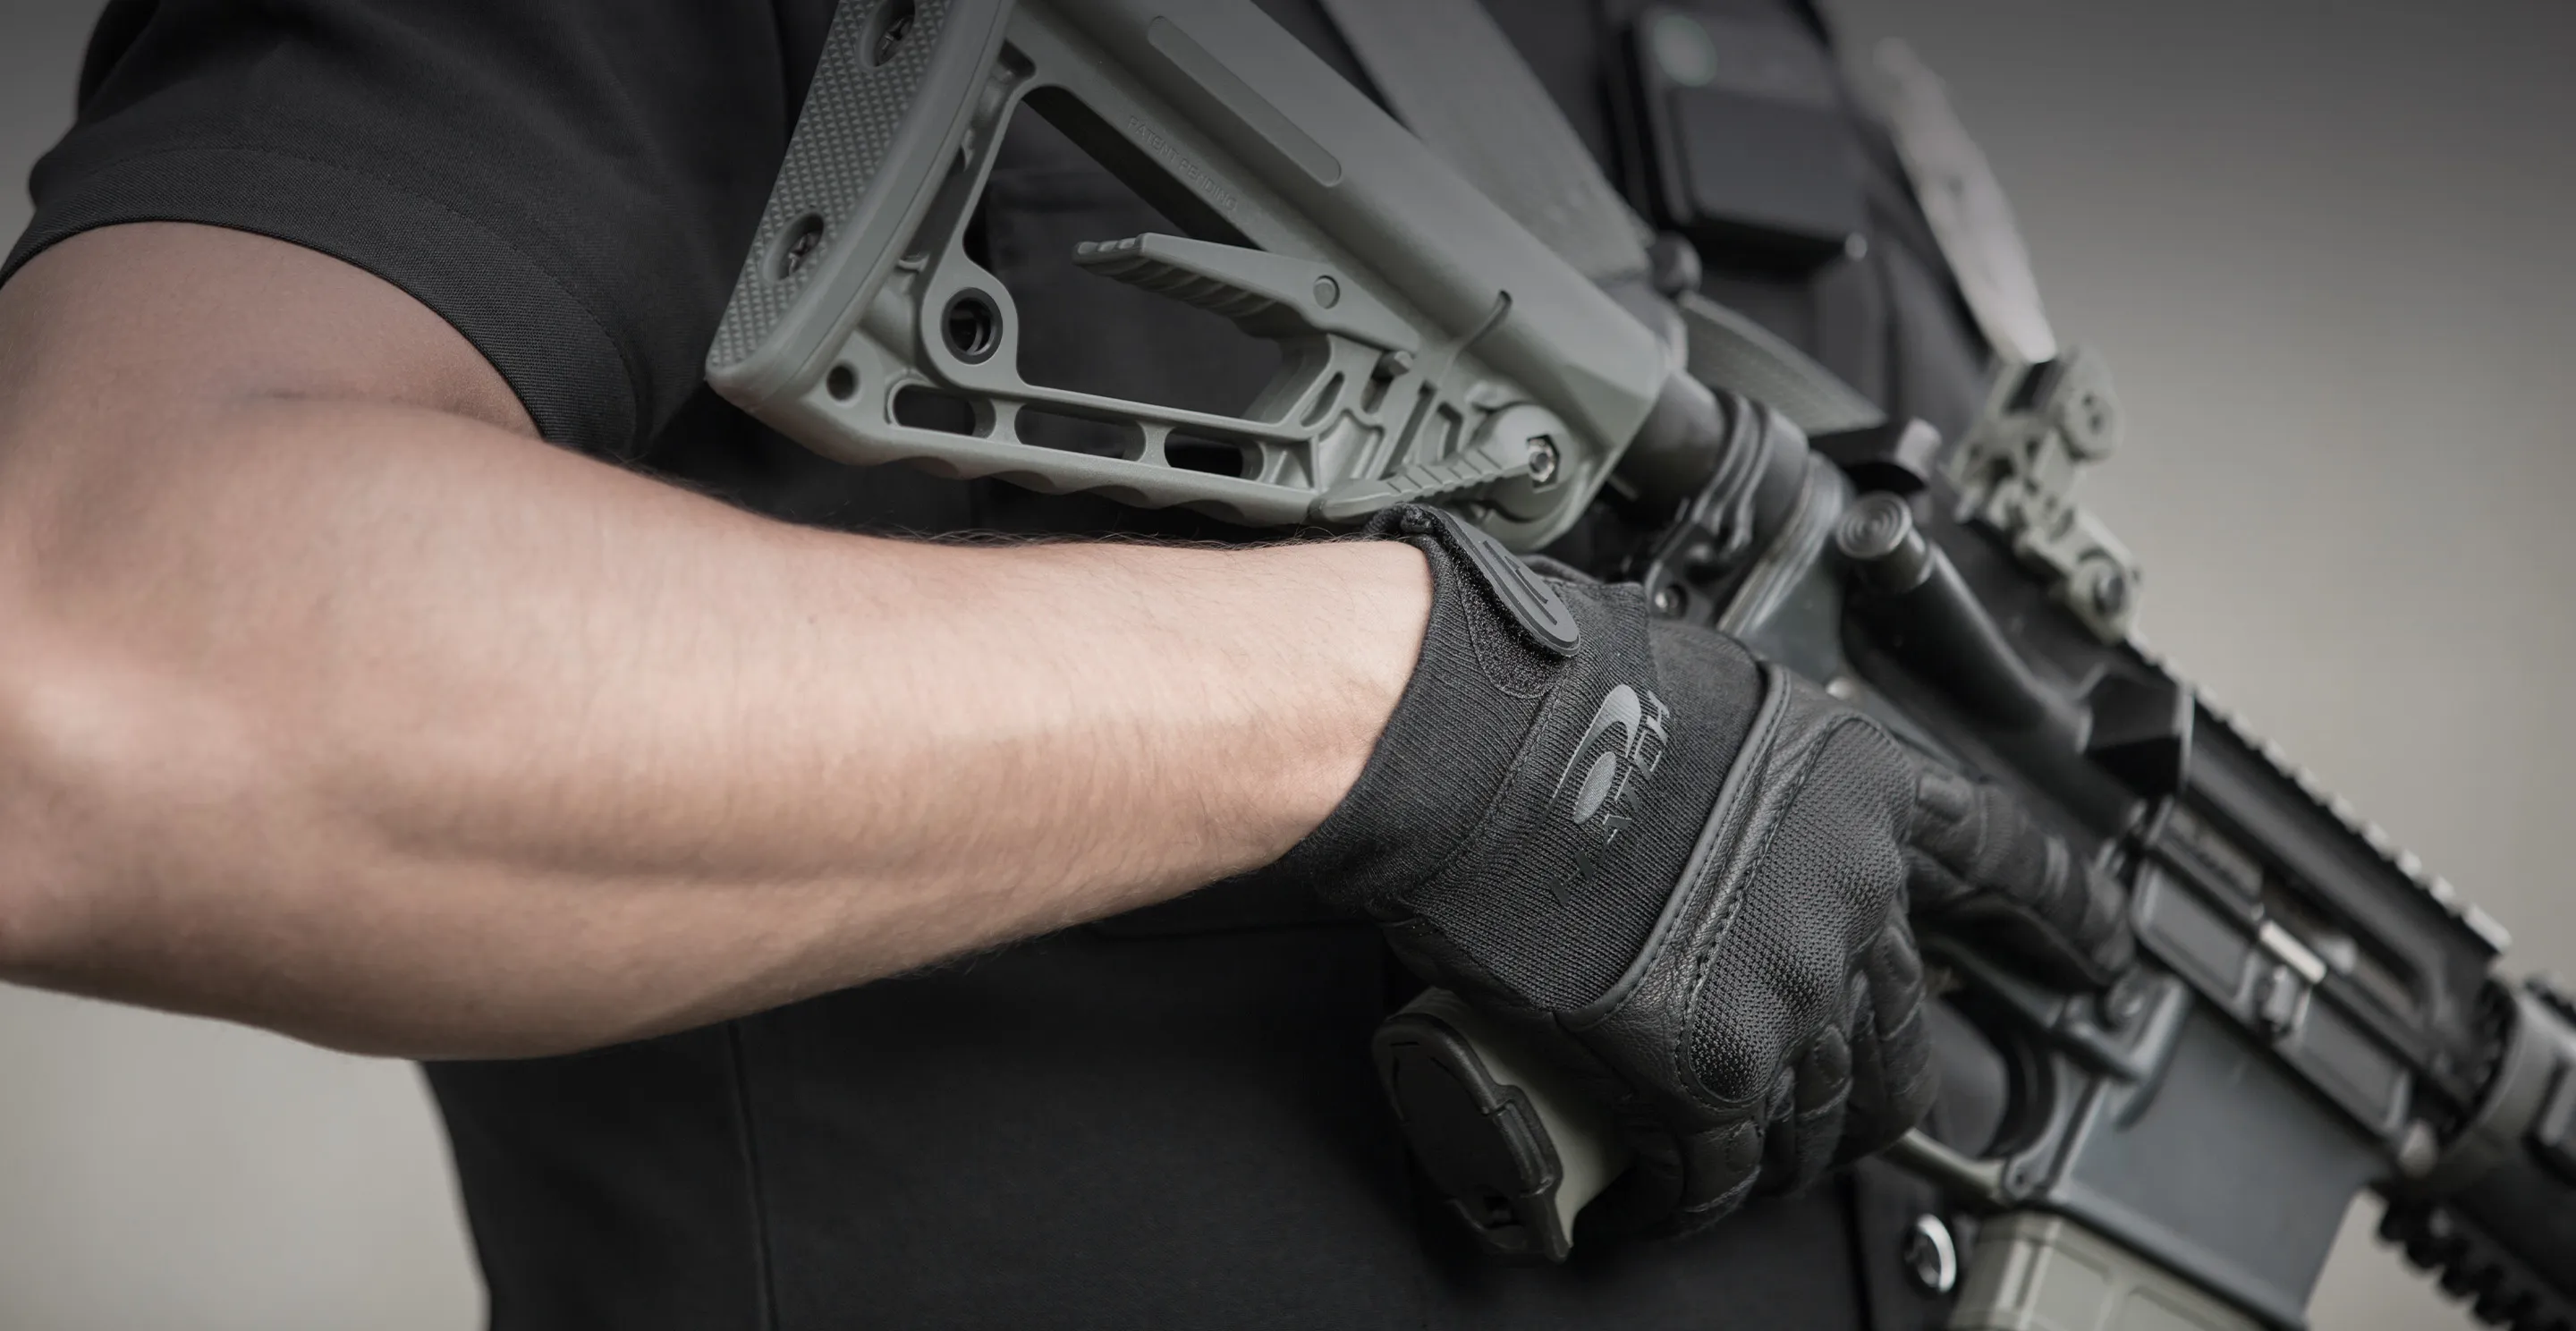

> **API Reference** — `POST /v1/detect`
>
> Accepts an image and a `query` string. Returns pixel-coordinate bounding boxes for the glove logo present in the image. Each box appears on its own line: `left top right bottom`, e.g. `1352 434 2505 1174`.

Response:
1554 683 1671 842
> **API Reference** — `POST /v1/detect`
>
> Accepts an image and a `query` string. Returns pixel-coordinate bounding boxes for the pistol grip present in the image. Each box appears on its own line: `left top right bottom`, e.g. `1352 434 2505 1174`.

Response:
1371 989 1629 1262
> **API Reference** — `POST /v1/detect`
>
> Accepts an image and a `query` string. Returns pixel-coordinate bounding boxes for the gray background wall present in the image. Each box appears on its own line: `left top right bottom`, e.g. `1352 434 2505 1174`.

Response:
2 1 2569 1327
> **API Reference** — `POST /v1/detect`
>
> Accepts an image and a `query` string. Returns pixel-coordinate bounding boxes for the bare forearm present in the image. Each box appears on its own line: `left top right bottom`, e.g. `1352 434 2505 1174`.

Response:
0 231 1427 1056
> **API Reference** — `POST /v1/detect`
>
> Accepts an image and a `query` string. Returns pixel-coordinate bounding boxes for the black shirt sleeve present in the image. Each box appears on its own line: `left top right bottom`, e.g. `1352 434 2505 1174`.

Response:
4 0 834 457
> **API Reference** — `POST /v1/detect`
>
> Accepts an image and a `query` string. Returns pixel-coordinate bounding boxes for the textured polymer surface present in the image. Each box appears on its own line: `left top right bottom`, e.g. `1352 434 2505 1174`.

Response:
707 0 953 371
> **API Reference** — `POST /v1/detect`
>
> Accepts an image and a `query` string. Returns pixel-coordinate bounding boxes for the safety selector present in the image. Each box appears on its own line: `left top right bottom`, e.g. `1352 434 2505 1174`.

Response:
1371 990 1628 1262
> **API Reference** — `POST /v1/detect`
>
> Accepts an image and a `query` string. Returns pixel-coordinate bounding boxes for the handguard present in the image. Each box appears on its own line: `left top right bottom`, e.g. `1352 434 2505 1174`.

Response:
704 0 1681 549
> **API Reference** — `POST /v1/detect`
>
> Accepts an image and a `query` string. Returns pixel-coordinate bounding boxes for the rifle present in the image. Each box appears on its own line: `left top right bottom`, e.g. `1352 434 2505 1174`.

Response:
701 2 2576 1327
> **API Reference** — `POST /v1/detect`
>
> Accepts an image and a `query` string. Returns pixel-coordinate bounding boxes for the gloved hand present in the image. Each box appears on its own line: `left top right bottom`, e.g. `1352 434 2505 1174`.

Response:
1238 504 2131 1233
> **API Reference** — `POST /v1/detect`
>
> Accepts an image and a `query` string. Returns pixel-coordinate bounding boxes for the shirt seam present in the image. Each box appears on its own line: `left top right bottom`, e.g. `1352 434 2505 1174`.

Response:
12 140 651 448
724 1022 784 1331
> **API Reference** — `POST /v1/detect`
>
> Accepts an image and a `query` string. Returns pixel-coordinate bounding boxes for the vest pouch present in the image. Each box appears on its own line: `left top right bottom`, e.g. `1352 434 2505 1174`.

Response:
1624 4 1867 273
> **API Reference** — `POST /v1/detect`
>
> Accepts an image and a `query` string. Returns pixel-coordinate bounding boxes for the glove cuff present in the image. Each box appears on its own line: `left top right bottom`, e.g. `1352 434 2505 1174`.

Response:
1236 506 1765 1017
1227 507 1566 917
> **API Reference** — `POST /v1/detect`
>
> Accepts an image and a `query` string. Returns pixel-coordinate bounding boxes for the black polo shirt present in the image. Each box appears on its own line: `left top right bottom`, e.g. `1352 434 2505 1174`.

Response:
6 2 1994 1327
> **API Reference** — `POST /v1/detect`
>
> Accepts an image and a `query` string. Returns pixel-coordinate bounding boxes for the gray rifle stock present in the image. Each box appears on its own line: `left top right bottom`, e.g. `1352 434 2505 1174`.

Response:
707 4 2576 1328
703 0 1702 550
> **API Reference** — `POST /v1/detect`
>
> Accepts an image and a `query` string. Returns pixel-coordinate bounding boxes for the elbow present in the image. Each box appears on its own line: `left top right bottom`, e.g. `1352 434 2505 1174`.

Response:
0 617 269 979
0 637 133 976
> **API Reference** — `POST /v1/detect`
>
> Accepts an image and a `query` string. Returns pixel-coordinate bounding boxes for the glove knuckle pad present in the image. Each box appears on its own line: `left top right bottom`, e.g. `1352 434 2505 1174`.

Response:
1677 714 1915 1110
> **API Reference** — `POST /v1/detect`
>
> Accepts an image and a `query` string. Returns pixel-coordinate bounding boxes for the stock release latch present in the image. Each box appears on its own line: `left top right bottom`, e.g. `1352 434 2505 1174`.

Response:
1071 233 1416 351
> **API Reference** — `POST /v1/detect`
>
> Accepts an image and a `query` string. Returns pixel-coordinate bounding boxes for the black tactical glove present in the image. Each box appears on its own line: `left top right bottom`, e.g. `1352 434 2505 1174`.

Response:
1240 504 2132 1232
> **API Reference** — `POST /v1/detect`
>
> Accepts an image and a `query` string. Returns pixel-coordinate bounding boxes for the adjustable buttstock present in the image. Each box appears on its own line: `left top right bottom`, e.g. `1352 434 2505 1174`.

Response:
707 0 1676 549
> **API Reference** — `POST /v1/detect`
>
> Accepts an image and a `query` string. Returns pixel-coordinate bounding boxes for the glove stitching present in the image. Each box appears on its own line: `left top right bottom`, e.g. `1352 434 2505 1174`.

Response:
1671 710 1886 1116
1568 665 1796 1032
